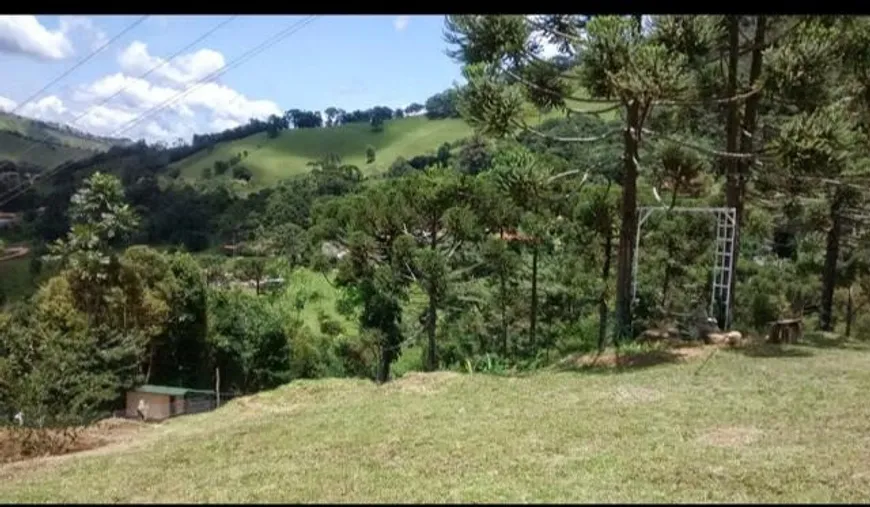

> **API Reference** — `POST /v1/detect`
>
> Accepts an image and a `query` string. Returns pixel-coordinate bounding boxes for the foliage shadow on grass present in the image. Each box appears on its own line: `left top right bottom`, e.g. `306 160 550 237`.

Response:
798 333 870 351
728 343 814 359
554 348 686 375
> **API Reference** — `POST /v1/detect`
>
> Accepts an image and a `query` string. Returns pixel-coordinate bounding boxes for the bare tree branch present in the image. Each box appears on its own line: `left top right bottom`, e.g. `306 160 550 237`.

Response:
642 128 760 160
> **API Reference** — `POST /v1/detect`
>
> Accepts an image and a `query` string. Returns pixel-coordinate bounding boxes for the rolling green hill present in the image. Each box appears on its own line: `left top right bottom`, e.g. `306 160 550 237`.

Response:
172 116 475 185
170 100 617 187
0 112 129 169
2 341 870 502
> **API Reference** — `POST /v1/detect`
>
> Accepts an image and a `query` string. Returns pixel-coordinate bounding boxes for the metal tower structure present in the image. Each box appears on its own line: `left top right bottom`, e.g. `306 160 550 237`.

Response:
632 206 737 330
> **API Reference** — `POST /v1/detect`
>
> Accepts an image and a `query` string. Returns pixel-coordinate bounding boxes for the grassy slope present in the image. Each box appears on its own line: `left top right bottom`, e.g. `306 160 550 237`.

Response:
169 104 594 186
0 112 125 169
172 116 474 185
0 131 97 169
3 341 870 502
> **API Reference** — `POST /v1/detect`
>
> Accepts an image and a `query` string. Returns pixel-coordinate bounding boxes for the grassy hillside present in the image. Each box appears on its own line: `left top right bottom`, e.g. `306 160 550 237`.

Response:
0 112 128 169
172 116 475 185
169 104 597 186
3 340 870 502
0 131 98 169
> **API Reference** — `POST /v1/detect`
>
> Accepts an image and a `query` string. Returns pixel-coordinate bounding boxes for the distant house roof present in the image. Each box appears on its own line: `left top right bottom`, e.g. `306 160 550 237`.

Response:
132 384 215 397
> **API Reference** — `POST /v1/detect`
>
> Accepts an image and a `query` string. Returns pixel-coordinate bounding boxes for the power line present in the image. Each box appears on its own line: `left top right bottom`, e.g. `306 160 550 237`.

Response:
107 15 318 140
0 15 318 209
9 15 238 165
8 15 149 116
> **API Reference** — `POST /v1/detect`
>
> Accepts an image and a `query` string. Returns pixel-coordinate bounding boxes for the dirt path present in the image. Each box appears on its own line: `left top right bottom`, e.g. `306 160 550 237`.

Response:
0 418 161 478
0 245 29 263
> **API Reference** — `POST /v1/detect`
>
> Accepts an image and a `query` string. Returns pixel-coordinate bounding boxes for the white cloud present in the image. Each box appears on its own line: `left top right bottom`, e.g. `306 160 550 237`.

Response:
209 117 241 132
59 16 108 52
183 82 282 125
0 95 16 112
118 41 225 86
75 72 179 111
19 95 67 121
0 15 74 60
2 38 281 143
73 103 139 132
538 37 561 59
393 16 410 32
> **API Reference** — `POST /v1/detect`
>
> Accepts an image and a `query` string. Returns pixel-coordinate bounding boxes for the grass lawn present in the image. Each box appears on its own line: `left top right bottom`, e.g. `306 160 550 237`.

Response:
2 339 870 502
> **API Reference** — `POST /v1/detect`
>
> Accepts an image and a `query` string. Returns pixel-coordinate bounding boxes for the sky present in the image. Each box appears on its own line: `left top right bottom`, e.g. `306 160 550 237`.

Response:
0 15 473 143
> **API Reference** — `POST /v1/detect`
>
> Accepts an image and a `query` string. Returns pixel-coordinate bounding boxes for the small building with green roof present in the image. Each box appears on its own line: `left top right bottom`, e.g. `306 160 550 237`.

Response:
126 384 216 421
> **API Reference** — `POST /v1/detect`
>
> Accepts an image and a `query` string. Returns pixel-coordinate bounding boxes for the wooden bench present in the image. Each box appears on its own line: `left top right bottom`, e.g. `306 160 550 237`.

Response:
768 318 803 344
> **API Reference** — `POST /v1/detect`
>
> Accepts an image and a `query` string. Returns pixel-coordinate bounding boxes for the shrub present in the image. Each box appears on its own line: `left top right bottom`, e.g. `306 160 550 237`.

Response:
232 165 253 181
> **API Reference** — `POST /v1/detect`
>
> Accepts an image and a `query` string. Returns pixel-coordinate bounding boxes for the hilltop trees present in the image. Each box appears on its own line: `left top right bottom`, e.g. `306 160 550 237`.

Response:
424 89 461 119
285 109 323 129
405 102 424 115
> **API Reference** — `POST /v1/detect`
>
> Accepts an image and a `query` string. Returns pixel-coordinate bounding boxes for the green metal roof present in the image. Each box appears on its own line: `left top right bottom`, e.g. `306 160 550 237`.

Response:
133 384 215 397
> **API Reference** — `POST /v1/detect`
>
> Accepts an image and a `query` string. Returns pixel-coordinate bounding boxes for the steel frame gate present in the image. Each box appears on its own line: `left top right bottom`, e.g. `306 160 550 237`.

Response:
631 206 737 329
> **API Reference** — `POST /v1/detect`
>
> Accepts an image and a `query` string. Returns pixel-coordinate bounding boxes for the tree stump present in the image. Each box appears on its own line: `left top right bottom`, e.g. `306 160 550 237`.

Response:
768 319 802 344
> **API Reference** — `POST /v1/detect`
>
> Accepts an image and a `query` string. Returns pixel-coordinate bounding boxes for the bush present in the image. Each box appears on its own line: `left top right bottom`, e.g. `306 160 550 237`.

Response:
365 145 376 164
202 167 212 179
214 160 229 175
317 310 344 337
232 165 253 181
388 157 414 178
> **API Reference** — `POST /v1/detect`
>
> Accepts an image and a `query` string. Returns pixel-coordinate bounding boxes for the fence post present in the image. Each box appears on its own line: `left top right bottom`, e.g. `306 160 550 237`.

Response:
215 367 221 409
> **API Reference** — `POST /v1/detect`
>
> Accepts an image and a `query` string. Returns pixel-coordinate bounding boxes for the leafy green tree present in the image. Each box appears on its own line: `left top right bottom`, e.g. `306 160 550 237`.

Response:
47 171 138 324
388 157 414 178
456 136 494 175
366 145 376 164
445 15 757 342
315 182 413 382
436 142 452 168
233 256 268 296
762 18 870 330
399 168 480 370
232 165 253 181
214 160 229 175
405 102 424 115
206 288 292 393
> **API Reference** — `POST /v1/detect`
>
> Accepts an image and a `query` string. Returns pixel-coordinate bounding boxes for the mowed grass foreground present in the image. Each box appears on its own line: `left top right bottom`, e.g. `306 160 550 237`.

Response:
2 342 870 502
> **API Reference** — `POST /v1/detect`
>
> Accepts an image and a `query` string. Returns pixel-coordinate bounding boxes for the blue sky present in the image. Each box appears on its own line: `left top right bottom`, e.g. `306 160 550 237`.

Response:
0 15 466 142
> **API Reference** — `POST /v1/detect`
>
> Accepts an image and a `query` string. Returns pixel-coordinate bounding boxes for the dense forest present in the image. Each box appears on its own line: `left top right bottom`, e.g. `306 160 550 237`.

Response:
3 15 870 453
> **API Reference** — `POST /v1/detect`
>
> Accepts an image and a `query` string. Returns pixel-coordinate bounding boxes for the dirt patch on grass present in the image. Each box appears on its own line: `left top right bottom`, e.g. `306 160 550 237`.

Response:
0 417 148 470
389 371 461 394
698 425 763 448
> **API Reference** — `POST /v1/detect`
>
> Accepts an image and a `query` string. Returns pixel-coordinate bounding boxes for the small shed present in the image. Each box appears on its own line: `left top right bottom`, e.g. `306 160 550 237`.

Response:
126 385 216 421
